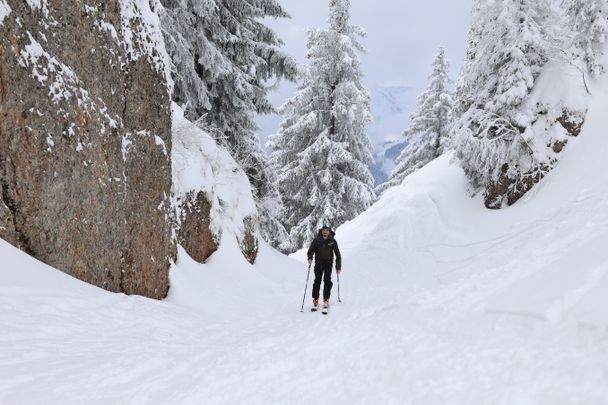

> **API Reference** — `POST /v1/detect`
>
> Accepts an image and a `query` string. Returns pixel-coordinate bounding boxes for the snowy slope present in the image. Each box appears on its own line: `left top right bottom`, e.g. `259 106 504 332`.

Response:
0 238 305 404
3 77 608 405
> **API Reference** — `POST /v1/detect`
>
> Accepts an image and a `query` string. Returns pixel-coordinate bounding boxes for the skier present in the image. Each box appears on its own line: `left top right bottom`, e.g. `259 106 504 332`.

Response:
307 224 342 314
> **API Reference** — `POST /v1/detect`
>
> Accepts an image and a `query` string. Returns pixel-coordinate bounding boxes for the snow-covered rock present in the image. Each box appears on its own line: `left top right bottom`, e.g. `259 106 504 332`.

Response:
482 58 590 208
172 104 259 264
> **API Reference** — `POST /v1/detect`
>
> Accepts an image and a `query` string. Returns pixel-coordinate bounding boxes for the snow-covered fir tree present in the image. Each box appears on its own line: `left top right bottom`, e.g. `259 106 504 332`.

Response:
255 153 292 253
160 0 297 250
269 0 375 251
453 0 484 118
377 48 453 195
159 0 218 118
453 0 552 205
564 0 608 76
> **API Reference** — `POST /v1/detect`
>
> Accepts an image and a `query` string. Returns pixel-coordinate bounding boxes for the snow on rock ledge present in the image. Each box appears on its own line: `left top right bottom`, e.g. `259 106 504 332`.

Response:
172 104 259 264
0 1 10 25
484 60 590 208
120 0 173 90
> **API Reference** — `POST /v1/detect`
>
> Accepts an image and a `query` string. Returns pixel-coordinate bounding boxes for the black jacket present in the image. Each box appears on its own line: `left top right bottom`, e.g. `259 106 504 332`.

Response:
307 229 342 269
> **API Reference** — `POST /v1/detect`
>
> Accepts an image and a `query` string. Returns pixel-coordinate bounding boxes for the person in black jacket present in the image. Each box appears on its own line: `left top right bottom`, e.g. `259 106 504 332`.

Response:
307 223 342 312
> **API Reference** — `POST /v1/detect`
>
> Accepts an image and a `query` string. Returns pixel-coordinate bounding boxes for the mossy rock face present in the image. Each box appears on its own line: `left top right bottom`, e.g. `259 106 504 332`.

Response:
0 0 176 299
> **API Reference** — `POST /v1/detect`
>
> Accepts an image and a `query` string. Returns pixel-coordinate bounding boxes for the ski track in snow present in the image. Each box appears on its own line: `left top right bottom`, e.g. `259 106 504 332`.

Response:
4 147 608 405
4 69 608 405
2 258 608 405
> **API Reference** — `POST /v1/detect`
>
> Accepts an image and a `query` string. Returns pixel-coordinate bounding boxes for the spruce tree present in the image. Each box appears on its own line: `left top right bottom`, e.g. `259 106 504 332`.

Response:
453 0 552 202
160 0 297 250
565 0 608 76
269 0 374 251
453 0 484 118
377 48 453 194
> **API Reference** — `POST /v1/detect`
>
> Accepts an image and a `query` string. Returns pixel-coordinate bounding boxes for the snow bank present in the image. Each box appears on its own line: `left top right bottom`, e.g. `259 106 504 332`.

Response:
526 60 589 113
168 236 301 314
520 59 590 166
0 240 100 294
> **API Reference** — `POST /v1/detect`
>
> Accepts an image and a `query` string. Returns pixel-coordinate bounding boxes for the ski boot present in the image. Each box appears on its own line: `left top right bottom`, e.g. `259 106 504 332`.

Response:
311 298 319 312
322 300 329 315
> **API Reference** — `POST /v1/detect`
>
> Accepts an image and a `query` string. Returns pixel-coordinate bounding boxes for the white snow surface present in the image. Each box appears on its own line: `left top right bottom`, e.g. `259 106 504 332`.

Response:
25 0 40 9
3 84 608 404
0 0 10 25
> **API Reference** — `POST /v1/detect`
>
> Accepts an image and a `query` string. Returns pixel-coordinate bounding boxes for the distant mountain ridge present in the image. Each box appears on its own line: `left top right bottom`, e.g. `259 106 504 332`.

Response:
369 137 407 185
368 85 414 185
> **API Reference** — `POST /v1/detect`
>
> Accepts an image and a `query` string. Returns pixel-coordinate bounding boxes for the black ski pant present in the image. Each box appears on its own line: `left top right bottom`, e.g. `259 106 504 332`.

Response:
312 260 333 301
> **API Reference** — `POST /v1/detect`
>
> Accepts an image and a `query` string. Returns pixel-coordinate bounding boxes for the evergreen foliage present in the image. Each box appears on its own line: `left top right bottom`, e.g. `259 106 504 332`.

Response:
565 0 608 76
378 48 453 194
160 0 297 249
453 0 552 193
270 0 374 251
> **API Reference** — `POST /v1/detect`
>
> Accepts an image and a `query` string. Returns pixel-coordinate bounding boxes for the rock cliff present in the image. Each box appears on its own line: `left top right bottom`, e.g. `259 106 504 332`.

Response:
0 0 176 298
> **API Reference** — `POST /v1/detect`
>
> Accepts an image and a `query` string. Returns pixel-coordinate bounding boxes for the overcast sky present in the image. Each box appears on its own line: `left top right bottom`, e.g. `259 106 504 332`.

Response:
257 0 473 148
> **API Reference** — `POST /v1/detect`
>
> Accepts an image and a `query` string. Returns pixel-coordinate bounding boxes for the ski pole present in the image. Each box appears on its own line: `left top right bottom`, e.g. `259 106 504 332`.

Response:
300 263 312 312
337 271 342 303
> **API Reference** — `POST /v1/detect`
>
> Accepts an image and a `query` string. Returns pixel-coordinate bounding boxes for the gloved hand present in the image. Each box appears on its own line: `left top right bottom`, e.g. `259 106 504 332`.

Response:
308 259 313 265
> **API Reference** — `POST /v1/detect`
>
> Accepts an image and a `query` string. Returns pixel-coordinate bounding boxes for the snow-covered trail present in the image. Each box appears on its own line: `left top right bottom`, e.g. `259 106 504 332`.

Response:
3 82 608 405
3 208 608 405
